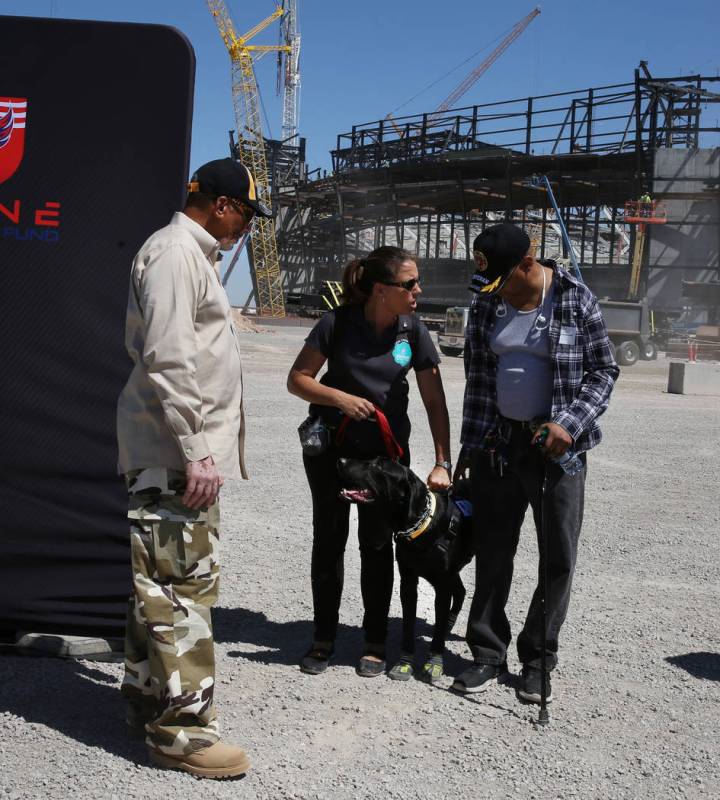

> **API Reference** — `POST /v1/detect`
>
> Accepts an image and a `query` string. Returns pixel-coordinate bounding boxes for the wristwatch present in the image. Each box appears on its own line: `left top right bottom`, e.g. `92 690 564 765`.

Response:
435 460 452 471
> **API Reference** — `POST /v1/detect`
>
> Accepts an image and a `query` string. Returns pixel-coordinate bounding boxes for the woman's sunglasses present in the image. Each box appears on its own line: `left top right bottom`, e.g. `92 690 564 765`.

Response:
382 278 420 291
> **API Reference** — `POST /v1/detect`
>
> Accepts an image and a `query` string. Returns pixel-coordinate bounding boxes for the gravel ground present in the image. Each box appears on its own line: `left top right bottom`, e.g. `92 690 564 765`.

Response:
1 325 718 799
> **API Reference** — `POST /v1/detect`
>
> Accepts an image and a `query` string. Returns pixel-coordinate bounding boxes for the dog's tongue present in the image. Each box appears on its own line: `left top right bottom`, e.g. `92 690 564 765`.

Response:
340 488 374 503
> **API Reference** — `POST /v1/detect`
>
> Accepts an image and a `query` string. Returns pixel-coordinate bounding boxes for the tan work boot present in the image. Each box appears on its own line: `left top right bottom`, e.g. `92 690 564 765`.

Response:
149 741 250 779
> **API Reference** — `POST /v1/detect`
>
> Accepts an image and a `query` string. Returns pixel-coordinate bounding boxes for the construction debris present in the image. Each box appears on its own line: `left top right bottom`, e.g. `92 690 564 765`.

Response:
231 308 264 333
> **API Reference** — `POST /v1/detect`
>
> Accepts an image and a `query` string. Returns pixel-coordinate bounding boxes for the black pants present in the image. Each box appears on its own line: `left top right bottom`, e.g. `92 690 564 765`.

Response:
466 423 585 670
303 443 409 648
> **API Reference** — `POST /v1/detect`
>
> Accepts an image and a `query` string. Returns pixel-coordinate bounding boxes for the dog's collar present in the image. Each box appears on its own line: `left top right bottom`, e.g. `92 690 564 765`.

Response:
395 491 437 541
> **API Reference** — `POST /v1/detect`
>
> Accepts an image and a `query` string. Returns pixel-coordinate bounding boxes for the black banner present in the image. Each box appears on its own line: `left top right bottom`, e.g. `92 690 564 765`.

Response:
0 16 195 638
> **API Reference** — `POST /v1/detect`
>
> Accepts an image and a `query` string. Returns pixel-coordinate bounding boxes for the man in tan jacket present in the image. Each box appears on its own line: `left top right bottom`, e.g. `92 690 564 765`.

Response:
116 158 270 779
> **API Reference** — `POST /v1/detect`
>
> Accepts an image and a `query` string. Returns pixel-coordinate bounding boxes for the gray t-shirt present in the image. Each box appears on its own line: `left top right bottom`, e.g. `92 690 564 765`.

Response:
490 283 554 421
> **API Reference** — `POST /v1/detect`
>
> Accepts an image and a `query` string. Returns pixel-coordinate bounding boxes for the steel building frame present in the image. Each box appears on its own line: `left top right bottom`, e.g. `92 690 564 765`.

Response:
274 67 720 310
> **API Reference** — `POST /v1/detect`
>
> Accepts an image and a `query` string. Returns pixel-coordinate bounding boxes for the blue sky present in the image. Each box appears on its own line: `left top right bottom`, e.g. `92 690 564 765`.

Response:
2 0 718 303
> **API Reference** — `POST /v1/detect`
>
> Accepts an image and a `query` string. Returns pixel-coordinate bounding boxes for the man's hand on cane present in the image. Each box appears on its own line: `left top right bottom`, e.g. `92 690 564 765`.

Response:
532 422 573 458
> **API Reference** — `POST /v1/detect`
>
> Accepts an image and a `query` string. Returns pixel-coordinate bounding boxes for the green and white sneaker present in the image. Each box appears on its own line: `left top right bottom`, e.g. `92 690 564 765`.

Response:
388 655 415 681
421 654 444 685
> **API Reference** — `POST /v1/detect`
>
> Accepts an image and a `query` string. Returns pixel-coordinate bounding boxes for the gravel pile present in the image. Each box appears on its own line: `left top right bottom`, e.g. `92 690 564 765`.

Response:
1 327 718 799
231 308 273 333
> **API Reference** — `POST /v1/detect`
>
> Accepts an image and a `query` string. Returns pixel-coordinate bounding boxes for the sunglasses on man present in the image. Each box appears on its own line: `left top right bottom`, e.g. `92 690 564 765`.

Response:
225 198 254 218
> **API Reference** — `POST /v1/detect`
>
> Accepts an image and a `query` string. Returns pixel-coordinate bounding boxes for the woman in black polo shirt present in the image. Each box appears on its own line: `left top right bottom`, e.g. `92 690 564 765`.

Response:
287 246 451 678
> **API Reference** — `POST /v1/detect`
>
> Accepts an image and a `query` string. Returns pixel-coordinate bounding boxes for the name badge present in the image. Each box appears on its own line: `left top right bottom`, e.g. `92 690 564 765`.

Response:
392 339 412 366
559 326 577 345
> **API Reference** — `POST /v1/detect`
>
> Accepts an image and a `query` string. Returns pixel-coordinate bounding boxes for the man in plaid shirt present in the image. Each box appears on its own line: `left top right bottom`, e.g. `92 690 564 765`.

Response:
452 223 618 704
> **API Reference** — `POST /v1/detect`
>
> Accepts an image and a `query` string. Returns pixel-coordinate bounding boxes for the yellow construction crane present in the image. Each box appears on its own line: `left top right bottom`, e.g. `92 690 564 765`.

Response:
207 1 289 318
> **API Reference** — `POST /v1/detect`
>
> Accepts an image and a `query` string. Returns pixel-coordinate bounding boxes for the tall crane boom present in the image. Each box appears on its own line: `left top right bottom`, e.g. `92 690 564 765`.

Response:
435 7 540 113
207 0 289 318
280 0 301 144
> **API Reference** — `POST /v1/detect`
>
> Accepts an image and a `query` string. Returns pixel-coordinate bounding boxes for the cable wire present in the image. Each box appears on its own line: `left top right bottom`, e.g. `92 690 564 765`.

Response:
258 79 274 141
388 23 515 115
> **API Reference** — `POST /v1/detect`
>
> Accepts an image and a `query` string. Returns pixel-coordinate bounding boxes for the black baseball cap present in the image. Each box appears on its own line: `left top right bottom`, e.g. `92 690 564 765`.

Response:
469 223 531 295
188 158 272 218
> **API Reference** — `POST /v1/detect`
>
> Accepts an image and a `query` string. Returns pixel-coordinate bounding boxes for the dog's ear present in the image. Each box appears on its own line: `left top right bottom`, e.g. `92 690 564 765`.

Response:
378 458 407 480
370 459 401 499
376 461 426 520
405 471 428 517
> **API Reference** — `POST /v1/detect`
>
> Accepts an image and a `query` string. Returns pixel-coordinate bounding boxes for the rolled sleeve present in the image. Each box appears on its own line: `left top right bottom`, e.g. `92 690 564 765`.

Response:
136 244 208 462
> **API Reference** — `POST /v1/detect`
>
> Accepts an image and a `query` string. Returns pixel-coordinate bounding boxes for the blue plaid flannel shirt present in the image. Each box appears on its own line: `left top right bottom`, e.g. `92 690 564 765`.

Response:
461 263 619 453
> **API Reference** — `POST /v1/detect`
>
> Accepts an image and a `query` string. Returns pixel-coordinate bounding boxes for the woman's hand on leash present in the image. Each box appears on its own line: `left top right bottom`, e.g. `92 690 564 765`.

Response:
337 392 375 421
427 465 451 491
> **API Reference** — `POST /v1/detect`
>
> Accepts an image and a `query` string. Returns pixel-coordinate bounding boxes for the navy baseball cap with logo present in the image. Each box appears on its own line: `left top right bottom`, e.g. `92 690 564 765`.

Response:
188 158 273 218
469 223 531 295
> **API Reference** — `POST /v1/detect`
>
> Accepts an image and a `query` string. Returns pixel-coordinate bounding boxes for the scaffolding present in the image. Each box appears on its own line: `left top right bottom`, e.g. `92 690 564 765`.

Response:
275 67 720 311
332 68 720 172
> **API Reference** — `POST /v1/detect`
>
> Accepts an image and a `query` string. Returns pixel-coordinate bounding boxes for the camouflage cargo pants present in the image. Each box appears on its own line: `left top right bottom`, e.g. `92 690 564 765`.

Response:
122 468 221 755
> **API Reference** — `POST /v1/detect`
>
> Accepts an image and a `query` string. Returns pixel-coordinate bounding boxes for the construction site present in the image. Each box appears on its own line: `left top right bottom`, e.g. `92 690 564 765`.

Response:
211 3 720 366
1 4 720 799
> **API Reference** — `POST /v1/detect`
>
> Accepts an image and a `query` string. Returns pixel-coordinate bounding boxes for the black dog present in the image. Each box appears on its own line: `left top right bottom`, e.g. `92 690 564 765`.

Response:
337 457 473 682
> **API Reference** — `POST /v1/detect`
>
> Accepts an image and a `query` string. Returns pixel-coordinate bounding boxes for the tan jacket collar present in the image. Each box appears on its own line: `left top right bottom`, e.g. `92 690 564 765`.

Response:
173 211 220 263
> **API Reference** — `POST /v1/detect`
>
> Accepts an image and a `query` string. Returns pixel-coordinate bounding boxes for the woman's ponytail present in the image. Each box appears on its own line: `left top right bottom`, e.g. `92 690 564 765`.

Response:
341 258 369 306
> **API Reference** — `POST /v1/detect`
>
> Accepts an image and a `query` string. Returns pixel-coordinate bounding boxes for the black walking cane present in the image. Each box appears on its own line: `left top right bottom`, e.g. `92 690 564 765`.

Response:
537 457 550 726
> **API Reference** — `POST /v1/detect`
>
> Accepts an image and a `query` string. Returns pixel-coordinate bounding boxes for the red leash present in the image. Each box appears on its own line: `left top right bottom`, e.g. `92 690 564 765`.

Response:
335 405 404 461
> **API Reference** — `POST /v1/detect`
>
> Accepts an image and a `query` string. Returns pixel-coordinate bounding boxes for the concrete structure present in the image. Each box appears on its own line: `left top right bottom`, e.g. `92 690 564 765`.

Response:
10 632 123 660
667 360 720 395
648 147 720 318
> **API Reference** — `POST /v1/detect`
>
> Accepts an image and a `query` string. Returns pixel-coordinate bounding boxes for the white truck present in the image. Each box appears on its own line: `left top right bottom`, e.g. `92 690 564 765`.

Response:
437 306 469 358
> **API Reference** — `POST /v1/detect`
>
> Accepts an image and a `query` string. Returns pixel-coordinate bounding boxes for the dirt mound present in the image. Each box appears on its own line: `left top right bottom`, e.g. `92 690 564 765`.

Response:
231 309 261 333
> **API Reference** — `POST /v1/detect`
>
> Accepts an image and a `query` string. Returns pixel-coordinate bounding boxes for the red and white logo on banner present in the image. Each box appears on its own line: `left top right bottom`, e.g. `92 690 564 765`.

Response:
0 97 27 185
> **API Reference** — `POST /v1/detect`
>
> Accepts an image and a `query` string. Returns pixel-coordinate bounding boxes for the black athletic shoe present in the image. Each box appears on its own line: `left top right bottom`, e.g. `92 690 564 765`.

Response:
516 665 553 704
451 662 505 694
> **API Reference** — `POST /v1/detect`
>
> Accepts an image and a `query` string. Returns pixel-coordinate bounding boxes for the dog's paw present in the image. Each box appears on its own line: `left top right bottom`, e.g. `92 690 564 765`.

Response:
388 660 415 681
421 659 444 685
